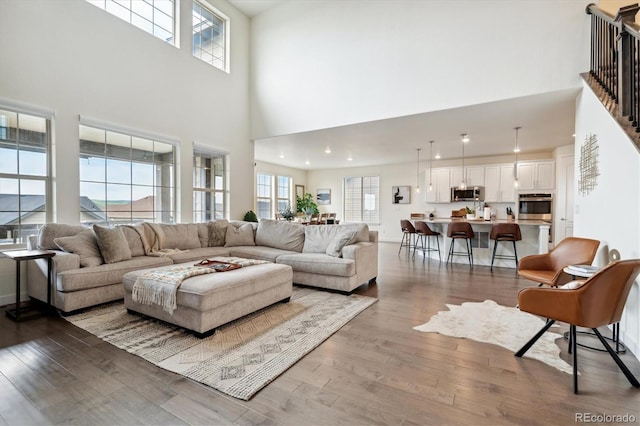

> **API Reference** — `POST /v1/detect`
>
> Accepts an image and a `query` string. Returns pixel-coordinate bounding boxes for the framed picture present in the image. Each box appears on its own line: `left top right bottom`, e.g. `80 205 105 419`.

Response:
316 188 331 205
295 184 305 199
392 186 411 204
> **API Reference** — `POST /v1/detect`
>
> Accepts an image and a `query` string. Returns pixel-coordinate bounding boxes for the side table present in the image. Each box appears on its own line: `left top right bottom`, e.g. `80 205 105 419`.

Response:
3 249 56 321
562 265 625 354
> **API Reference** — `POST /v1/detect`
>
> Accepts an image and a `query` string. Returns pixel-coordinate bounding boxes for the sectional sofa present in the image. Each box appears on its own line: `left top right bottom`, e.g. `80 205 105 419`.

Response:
26 219 378 313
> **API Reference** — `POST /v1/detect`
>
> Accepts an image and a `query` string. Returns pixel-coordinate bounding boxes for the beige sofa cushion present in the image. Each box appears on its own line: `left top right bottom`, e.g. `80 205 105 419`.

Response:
325 230 357 257
208 219 229 247
93 225 132 264
228 246 297 263
303 223 369 253
160 224 201 250
38 223 87 250
276 253 356 277
119 225 146 257
54 230 104 267
225 223 255 247
255 219 305 252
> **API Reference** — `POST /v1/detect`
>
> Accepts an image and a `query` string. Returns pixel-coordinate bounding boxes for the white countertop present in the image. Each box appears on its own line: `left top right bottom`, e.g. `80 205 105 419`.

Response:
418 218 551 226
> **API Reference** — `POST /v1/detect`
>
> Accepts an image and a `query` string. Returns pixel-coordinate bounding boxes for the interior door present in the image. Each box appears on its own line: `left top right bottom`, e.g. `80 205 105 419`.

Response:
555 155 574 242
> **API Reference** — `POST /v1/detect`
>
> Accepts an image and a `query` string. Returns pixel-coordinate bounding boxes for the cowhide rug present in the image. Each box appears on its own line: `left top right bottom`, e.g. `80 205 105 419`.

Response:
414 300 573 374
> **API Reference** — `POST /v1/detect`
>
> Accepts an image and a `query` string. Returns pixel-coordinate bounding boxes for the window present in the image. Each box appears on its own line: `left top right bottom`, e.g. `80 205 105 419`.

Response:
79 124 176 225
193 149 226 222
87 0 176 45
256 173 272 220
343 176 380 224
0 108 51 246
192 1 229 72
276 176 292 213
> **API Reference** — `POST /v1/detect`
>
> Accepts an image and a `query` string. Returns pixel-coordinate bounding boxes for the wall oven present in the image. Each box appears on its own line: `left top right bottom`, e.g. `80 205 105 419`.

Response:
518 193 552 221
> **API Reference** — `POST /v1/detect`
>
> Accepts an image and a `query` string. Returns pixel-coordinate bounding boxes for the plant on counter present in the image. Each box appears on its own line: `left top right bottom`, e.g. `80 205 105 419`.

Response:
465 206 475 215
278 204 296 221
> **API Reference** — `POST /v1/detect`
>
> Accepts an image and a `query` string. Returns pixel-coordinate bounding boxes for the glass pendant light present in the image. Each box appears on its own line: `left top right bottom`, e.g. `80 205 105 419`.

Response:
458 133 468 190
416 148 421 193
513 127 521 188
428 141 434 192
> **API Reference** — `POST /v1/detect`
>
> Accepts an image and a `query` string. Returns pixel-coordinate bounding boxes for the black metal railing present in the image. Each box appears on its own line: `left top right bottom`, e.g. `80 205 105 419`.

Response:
587 3 640 132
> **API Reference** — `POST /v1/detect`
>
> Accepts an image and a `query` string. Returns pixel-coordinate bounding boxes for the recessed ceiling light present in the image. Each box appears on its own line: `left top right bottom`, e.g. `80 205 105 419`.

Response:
435 154 441 159
305 160 310 165
279 154 284 159
324 147 331 154
347 156 353 161
513 147 520 153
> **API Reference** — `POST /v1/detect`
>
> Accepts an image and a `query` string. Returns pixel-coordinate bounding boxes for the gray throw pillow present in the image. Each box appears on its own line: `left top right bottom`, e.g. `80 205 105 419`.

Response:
119 225 146 257
326 231 357 257
54 230 104 267
208 219 229 247
37 223 87 250
224 223 256 247
93 224 132 264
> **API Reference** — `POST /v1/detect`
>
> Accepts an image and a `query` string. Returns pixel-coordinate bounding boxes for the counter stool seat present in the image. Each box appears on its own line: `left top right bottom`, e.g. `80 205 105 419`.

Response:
490 223 522 271
446 222 474 267
399 219 417 255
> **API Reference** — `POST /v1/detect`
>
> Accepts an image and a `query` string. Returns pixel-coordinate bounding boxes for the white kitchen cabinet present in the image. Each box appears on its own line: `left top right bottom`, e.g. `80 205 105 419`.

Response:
426 168 452 203
516 161 555 191
484 164 516 202
465 166 485 187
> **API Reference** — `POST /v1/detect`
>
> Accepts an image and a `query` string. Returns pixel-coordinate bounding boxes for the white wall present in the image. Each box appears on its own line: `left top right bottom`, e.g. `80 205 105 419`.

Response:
250 0 591 139
575 80 640 359
0 0 252 302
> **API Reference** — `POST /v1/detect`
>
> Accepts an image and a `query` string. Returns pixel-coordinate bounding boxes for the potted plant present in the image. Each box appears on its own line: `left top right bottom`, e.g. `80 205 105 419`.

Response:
296 193 319 220
278 204 296 221
243 210 258 222
465 206 475 220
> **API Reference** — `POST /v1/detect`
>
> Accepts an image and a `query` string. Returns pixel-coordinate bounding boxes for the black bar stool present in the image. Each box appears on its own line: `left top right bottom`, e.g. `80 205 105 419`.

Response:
398 219 417 255
446 221 474 267
490 223 522 271
413 221 441 261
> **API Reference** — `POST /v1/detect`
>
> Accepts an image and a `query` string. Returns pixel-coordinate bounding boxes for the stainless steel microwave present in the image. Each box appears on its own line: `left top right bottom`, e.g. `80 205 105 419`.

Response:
450 186 485 202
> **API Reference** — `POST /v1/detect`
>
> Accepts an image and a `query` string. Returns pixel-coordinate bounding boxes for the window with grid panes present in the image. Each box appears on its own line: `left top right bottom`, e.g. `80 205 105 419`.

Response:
193 150 226 222
276 175 292 213
256 173 272 220
343 176 380 224
192 0 229 72
79 124 176 225
0 108 51 247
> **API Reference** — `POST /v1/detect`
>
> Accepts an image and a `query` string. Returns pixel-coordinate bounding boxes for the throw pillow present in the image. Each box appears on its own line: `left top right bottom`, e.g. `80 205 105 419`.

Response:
54 230 104 267
558 280 586 290
119 225 146 257
93 224 132 264
224 223 256 247
326 230 357 257
37 223 87 250
208 219 229 247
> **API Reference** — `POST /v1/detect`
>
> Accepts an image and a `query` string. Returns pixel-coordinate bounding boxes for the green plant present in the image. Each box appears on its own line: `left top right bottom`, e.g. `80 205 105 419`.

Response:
243 210 258 222
296 193 319 214
465 206 475 214
279 204 296 221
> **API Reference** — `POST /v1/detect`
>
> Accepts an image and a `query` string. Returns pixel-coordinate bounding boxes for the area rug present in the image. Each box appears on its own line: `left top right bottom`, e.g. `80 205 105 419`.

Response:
65 287 377 400
413 300 573 374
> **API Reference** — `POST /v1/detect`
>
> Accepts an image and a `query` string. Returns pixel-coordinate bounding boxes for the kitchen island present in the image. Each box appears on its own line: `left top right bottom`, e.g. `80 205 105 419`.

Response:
415 218 551 268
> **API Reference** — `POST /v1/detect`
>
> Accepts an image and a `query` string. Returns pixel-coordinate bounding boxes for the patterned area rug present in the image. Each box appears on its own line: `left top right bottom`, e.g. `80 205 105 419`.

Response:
413 300 573 374
65 287 377 400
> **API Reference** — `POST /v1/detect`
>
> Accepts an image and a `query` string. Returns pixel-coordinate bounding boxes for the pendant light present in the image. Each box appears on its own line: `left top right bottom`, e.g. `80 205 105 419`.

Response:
428 141 434 192
513 127 521 188
416 148 421 193
458 133 469 190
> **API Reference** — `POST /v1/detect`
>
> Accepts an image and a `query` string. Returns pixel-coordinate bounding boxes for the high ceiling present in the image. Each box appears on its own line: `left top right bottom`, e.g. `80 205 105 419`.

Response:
254 89 579 170
227 0 287 18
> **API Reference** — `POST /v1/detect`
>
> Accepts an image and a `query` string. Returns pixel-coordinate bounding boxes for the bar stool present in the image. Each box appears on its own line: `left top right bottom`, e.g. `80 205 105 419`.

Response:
398 219 417 255
490 223 522 271
413 221 441 262
446 222 474 267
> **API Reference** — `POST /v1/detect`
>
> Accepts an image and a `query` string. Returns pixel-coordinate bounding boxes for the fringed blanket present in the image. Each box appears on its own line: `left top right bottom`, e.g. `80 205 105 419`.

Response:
124 223 188 257
132 266 215 315
132 257 270 315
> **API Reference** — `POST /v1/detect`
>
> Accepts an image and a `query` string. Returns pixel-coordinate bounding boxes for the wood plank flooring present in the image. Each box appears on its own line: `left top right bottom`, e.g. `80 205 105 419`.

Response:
1 242 639 425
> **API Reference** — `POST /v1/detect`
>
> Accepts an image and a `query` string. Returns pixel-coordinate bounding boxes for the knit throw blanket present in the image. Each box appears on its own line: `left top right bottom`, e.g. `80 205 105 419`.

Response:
132 266 215 315
132 257 270 315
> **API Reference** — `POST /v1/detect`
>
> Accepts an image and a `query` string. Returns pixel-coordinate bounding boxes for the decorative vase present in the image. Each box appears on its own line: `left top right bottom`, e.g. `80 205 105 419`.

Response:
466 214 475 220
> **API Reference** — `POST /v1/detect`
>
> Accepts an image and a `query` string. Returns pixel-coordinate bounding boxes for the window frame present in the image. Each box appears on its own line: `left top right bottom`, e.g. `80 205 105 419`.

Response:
256 172 273 220
0 101 53 249
78 117 178 226
192 0 230 73
193 147 227 222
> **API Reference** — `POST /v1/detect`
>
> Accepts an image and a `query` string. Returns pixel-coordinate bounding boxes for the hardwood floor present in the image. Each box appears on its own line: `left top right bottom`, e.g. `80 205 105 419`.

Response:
1 242 639 425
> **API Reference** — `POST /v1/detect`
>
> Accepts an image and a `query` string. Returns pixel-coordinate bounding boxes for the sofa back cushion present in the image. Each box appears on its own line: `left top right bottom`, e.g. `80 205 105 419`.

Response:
225 223 256 247
54 229 104 267
119 225 146 257
302 223 369 253
255 219 305 252
159 224 201 250
208 219 229 247
38 223 87 250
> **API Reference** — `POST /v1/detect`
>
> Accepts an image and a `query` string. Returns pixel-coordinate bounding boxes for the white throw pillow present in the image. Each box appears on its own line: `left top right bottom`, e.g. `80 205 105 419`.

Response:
326 231 357 257
224 223 256 247
558 280 586 290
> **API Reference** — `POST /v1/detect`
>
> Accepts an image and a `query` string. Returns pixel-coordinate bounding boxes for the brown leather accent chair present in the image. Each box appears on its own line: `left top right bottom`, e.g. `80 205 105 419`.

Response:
399 219 417 255
446 221 474 267
490 223 522 271
515 259 640 394
517 237 600 287
413 221 441 262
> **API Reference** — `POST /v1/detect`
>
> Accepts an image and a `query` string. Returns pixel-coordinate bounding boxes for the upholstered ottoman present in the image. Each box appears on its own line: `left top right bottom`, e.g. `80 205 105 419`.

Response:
122 262 293 336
